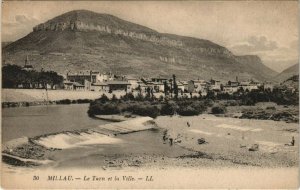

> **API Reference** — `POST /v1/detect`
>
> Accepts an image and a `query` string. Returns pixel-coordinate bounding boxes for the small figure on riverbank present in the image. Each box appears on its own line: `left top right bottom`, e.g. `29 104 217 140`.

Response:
285 136 295 146
291 136 295 146
169 138 173 146
163 134 167 142
187 122 191 127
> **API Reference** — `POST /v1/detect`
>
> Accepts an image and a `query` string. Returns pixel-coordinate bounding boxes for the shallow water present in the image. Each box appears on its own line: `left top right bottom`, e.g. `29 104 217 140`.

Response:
47 129 190 169
2 104 190 169
2 104 109 143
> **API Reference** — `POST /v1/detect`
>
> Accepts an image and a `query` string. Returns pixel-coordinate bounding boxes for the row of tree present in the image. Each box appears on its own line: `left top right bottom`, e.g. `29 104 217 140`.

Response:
2 64 64 89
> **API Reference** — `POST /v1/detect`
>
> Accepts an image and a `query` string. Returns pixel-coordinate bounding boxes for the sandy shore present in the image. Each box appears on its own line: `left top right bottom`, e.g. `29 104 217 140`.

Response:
154 114 298 167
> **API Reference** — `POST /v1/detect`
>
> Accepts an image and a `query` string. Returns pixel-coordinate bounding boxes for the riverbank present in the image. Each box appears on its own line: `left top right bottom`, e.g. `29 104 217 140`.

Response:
3 112 298 169
155 114 298 167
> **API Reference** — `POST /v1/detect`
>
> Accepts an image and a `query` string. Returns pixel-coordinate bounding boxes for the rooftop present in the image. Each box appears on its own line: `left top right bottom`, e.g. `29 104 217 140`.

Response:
107 81 130 85
92 82 108 86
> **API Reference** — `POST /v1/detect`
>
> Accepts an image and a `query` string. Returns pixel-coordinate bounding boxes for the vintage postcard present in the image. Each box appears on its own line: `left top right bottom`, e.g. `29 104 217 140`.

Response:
1 1 299 189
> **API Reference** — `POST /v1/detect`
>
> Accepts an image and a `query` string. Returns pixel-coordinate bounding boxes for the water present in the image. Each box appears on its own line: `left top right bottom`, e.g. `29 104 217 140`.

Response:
48 129 189 169
2 104 190 169
2 104 110 143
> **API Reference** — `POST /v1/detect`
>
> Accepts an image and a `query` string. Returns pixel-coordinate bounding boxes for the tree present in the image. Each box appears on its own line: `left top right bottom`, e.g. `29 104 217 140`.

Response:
173 74 178 99
163 81 168 96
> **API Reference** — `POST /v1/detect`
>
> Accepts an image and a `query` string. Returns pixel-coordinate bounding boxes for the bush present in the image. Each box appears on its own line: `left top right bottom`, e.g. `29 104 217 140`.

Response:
57 99 71 104
77 99 91 104
211 105 227 114
122 92 135 101
224 100 239 106
161 101 179 115
158 95 164 102
177 106 199 116
88 102 120 116
98 94 109 103
204 99 214 107
111 94 118 102
126 102 160 118
190 101 207 113
135 93 144 101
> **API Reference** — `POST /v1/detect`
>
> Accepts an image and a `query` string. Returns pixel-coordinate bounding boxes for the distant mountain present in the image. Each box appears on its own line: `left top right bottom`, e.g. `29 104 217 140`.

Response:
275 63 299 82
2 9 278 81
235 55 278 81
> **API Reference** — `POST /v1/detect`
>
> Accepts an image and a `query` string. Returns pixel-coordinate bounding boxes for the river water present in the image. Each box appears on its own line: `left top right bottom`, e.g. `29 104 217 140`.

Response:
2 104 190 169
2 104 110 143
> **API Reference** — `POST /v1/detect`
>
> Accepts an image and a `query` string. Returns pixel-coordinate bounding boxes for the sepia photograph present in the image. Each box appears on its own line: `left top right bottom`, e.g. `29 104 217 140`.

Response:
1 1 299 188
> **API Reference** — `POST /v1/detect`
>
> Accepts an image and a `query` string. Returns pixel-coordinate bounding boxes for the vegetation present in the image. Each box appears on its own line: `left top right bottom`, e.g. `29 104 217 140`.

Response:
88 84 298 119
211 105 227 114
88 94 208 118
2 64 63 89
214 88 298 106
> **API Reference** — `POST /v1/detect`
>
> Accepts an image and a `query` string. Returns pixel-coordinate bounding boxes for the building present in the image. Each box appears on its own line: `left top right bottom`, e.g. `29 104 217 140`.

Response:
107 81 131 92
209 79 221 91
240 81 259 91
126 77 139 90
66 70 115 91
191 80 207 93
152 82 165 92
23 55 34 71
222 80 240 94
263 82 274 91
177 81 185 92
67 70 92 85
223 85 239 94
91 82 109 92
151 77 168 83
99 72 115 82
63 81 85 91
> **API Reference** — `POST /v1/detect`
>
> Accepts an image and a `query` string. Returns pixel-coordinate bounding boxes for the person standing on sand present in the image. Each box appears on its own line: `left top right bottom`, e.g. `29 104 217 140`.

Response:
291 136 295 146
187 122 191 127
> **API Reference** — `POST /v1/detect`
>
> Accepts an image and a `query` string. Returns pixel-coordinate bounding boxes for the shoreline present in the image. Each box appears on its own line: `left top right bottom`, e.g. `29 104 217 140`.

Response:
2 114 298 169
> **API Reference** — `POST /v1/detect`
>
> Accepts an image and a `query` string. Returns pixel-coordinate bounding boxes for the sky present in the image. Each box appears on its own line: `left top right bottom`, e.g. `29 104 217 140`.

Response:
2 1 299 72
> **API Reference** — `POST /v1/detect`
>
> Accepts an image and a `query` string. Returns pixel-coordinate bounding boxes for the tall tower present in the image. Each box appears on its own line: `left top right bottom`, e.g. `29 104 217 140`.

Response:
25 55 29 66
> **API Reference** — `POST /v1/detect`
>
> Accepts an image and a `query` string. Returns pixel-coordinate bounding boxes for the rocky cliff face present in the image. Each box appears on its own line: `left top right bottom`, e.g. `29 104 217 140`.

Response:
32 13 232 58
33 21 182 47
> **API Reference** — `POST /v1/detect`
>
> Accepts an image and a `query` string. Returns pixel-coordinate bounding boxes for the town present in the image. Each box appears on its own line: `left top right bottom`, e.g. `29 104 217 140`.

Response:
4 56 293 97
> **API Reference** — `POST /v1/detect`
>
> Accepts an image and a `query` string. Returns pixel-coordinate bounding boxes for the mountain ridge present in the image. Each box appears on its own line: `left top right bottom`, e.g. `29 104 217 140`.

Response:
275 63 299 82
3 9 278 81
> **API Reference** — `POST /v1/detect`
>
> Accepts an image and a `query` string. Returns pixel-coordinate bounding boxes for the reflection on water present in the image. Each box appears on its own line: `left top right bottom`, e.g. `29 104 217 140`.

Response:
2 104 109 143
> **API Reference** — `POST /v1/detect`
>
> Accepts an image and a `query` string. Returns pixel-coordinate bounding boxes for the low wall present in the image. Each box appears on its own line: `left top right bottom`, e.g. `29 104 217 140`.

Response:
2 89 127 102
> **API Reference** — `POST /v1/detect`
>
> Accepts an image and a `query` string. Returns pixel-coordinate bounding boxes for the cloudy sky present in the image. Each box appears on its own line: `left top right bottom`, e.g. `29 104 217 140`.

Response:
2 1 298 72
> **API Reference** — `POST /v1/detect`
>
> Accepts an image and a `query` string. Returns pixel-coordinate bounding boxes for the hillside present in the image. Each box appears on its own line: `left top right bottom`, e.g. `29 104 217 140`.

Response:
2 10 277 81
275 63 299 82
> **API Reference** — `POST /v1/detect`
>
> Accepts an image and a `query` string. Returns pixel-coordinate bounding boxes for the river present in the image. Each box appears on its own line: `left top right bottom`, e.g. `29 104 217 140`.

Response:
2 104 110 143
2 104 190 169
